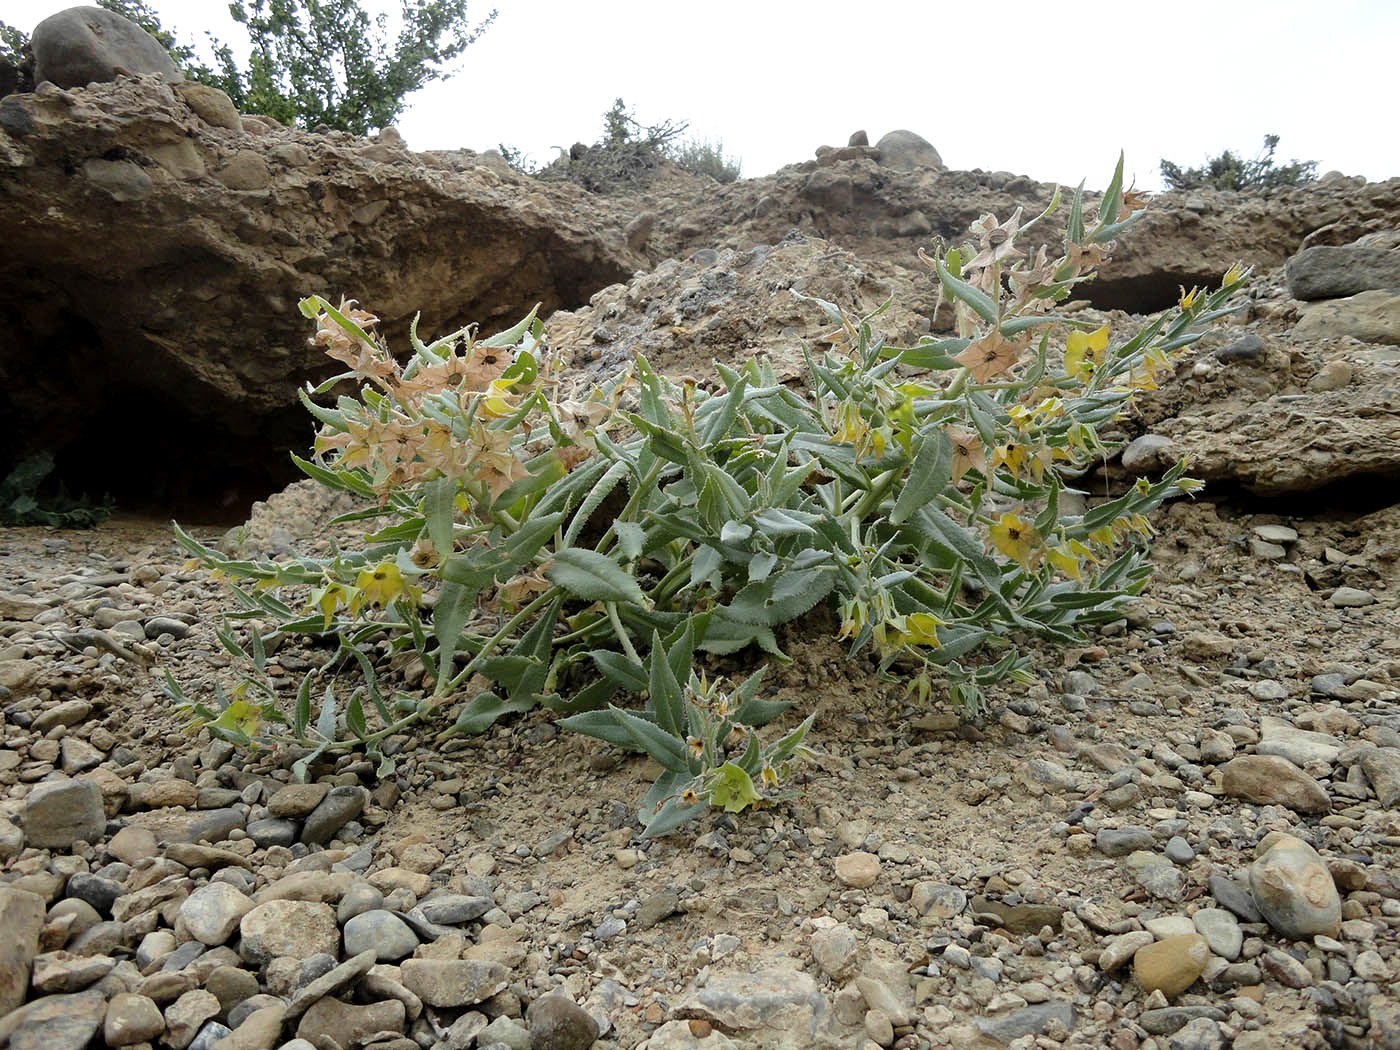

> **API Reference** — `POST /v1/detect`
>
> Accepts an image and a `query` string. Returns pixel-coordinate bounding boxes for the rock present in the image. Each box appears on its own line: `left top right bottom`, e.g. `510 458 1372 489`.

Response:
1248 833 1341 939
969 895 1065 933
478 1015 531 1050
1215 333 1266 362
1096 826 1156 857
342 909 419 961
295 997 406 1048
0 886 46 1015
104 992 166 1046
30 950 115 992
1330 586 1376 607
1140 1006 1227 1036
1287 245 1400 300
0 78 633 510
975 1000 1076 1044
178 883 254 946
675 968 832 1046
873 130 943 172
526 994 600 1050
1294 289 1400 345
165 989 221 1050
1360 747 1400 807
1125 851 1184 901
1191 909 1242 961
1121 434 1179 474
172 82 241 130
637 887 680 929
1100 931 1154 973
416 894 492 925
1167 1017 1224 1050
300 785 365 843
399 958 508 1008
1132 934 1209 998
210 1002 286 1050
0 989 107 1050
23 777 106 848
910 882 966 921
31 6 182 88
810 922 858 979
237 900 338 964
284 950 376 1019
1257 717 1342 767
1220 755 1330 814
1260 948 1313 988
834 851 880 888
266 783 329 818
1207 875 1262 923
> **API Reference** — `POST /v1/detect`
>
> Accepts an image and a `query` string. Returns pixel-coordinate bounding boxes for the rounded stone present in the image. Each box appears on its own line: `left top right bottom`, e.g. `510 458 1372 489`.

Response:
238 900 338 964
1249 834 1341 940
178 883 254 946
300 786 366 845
834 851 880 889
104 992 165 1046
341 909 419 961
810 922 858 979
873 129 943 172
1191 908 1243 961
1132 934 1209 998
31 6 182 89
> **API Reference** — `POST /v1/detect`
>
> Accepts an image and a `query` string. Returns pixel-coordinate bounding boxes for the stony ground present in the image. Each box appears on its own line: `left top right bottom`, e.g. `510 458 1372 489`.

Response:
3 231 1400 1050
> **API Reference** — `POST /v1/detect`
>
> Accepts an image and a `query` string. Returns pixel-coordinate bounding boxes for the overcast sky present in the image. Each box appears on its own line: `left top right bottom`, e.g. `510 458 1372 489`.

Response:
5 0 1398 190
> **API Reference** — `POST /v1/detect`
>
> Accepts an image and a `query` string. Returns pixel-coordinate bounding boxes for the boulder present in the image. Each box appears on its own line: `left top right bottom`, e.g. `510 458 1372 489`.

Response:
31 6 182 88
1287 245 1400 300
0 77 634 513
873 129 943 172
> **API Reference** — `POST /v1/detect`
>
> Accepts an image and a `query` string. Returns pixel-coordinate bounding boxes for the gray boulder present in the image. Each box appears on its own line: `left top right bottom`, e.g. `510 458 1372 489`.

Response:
31 6 182 89
1286 245 1400 300
874 129 943 172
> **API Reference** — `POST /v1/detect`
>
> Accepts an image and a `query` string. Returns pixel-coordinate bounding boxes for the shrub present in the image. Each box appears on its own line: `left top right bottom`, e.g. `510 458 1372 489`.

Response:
671 136 741 184
1160 134 1317 192
169 157 1245 835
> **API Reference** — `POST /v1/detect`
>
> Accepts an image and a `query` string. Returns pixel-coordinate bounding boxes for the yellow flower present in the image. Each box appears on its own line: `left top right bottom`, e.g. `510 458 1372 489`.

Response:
833 401 866 445
1222 262 1247 287
1046 545 1083 580
1178 285 1202 310
989 512 1040 567
354 561 420 611
308 581 351 629
898 612 944 648
992 442 1028 477
478 378 519 419
211 699 262 739
1064 325 1109 379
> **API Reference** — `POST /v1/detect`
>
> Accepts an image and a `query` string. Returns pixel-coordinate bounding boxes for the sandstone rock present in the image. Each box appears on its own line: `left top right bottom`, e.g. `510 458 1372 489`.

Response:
810 922 858 979
1360 747 1400 807
399 958 508 1007
105 992 166 1045
1099 931 1154 973
23 777 106 848
0 78 633 510
1132 934 1209 998
172 82 241 130
526 994 600 1050
1287 246 1400 300
238 900 338 964
31 6 182 88
210 1002 286 1050
1249 833 1341 939
0 886 46 1015
1293 290 1400 345
1191 908 1243 961
675 968 833 1046
873 130 943 172
164 988 220 1049
342 909 419 961
833 851 880 888
1220 755 1330 814
295 997 405 1047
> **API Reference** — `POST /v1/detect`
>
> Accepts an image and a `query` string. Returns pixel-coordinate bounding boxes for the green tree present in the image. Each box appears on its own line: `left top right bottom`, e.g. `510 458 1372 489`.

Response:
1160 134 1317 192
205 0 496 135
3 0 495 137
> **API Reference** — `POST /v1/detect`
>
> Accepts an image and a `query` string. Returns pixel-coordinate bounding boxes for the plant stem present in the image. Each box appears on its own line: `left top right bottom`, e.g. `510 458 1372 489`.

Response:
606 602 642 664
441 585 562 693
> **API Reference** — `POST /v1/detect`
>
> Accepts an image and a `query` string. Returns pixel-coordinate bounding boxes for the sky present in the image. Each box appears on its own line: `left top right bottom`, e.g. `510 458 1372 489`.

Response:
5 0 1398 191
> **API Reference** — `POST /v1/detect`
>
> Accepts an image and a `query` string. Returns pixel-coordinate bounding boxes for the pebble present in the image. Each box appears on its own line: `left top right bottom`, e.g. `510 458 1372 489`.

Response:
810 922 858 979
0 886 46 1015
1192 908 1243 960
1096 827 1156 857
22 778 106 849
399 959 509 1007
178 883 254 946
1099 931 1154 973
104 992 166 1045
237 900 339 964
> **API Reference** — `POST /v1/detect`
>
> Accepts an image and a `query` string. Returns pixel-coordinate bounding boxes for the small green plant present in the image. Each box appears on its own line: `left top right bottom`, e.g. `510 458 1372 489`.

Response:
1160 134 1317 192
170 157 1245 835
495 143 538 176
1 452 114 528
